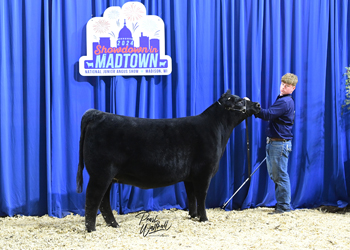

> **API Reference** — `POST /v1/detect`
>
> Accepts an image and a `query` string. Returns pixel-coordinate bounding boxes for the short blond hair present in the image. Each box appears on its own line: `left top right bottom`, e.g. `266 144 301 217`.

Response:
281 73 298 86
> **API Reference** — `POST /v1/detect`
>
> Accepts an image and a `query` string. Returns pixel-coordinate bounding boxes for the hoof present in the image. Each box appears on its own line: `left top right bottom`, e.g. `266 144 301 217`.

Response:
85 222 96 232
109 222 120 228
86 227 96 232
199 217 208 222
189 213 197 218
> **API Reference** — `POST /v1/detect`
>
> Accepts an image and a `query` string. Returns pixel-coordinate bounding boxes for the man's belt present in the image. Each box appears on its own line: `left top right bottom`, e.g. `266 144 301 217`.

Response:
267 137 290 143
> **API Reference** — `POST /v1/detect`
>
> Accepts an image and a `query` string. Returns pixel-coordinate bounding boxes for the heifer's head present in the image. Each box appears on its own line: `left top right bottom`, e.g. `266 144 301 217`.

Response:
217 90 261 116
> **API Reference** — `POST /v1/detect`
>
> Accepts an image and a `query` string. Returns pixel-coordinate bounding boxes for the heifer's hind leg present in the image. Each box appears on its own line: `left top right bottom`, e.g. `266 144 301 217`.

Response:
85 178 111 232
99 183 119 228
184 181 197 218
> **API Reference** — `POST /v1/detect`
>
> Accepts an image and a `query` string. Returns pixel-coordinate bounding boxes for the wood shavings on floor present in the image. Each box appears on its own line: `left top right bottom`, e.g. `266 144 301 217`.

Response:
1 207 350 249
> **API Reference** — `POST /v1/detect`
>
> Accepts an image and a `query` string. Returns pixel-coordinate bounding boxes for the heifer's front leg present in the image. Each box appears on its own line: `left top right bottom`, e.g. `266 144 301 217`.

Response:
99 184 119 228
193 179 211 222
184 181 197 218
85 178 110 232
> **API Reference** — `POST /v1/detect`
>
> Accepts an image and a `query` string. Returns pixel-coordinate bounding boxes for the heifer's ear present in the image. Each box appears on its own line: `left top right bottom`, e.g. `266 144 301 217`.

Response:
221 89 232 98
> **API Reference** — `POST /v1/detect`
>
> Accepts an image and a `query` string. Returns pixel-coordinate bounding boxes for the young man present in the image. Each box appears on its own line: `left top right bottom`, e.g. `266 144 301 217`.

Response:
254 73 298 213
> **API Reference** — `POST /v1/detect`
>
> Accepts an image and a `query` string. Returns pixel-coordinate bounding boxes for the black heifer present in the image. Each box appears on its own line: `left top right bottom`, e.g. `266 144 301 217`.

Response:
77 90 261 232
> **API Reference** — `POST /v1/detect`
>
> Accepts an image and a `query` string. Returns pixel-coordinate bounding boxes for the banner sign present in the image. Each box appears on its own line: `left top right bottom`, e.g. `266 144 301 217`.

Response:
79 2 172 76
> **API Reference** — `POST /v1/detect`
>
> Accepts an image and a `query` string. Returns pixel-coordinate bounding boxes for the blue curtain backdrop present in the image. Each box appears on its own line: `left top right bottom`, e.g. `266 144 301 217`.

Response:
1 0 350 217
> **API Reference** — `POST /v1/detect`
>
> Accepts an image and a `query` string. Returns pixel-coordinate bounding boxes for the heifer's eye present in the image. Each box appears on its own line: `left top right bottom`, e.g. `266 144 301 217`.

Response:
228 97 231 100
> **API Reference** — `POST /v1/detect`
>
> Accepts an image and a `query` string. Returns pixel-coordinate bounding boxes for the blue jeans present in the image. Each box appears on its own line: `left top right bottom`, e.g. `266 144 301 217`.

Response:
266 139 292 211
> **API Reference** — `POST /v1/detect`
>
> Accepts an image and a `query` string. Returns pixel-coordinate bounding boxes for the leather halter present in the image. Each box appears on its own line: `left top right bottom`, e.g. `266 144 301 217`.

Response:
217 99 246 113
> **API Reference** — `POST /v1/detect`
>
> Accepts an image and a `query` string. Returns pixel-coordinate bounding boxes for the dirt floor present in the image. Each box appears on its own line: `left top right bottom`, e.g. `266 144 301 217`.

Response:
1 207 350 249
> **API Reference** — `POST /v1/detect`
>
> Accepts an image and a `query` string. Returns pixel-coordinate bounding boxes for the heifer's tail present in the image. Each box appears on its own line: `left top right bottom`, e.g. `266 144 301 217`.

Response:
76 109 95 193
